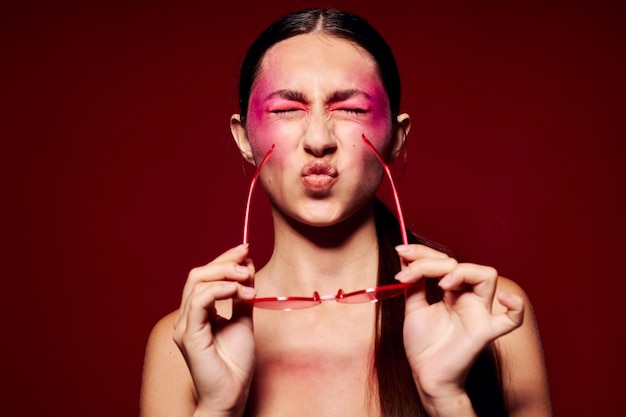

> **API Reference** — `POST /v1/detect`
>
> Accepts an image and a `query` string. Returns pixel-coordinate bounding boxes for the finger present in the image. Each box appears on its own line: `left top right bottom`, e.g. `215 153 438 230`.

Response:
177 263 256 322
437 263 498 301
231 257 257 320
395 257 458 283
187 244 252 285
395 244 449 262
176 282 257 355
176 254 256 329
404 278 429 311
190 261 254 283
210 243 250 264
177 265 244 327
181 252 254 307
174 281 222 341
176 278 233 333
491 290 525 336
232 285 256 320
181 282 242 341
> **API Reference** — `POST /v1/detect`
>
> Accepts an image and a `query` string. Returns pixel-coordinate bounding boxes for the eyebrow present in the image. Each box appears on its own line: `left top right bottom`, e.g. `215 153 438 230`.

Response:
328 89 371 103
266 89 306 102
265 89 371 103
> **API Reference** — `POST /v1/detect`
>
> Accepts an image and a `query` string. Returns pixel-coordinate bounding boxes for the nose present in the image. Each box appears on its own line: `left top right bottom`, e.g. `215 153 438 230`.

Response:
302 113 337 157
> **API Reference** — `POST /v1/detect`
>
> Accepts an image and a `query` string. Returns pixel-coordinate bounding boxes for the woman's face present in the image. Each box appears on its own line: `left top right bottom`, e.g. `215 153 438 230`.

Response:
239 33 400 227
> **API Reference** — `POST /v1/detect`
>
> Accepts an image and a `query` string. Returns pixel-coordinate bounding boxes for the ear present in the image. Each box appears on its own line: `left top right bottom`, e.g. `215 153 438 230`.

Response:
230 114 256 165
389 113 411 161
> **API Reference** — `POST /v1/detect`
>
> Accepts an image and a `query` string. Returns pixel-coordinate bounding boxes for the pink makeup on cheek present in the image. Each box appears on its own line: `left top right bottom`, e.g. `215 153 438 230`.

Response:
245 80 279 152
368 85 392 129
354 83 393 150
246 84 269 131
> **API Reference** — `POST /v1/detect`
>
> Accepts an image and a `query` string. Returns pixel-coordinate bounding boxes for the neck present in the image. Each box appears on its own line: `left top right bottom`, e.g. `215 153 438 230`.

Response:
259 200 379 296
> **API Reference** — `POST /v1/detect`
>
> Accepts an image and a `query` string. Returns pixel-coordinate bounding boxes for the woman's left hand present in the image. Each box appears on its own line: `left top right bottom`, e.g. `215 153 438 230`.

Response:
395 244 524 410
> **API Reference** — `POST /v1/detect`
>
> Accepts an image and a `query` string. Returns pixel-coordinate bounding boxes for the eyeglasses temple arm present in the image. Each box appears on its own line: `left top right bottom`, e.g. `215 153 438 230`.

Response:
243 144 275 245
243 140 406 246
361 134 408 246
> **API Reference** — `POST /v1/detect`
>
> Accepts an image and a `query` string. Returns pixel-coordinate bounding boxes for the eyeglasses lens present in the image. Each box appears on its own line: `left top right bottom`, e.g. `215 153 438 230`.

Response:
250 296 322 311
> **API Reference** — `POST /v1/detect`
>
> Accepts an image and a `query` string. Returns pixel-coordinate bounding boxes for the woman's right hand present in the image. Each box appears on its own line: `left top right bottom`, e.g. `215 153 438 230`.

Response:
172 243 257 417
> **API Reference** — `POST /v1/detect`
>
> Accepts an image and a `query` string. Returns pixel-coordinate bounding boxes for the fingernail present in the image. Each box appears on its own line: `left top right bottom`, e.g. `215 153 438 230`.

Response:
395 269 410 281
236 243 249 252
236 265 249 274
241 286 256 296
439 273 453 287
395 245 411 253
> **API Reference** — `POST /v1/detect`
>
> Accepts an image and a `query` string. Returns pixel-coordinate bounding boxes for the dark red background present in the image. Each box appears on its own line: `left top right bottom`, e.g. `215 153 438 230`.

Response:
2 1 624 415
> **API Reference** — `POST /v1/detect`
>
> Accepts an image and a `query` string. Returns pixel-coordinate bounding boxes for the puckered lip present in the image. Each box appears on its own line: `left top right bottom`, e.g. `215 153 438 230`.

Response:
301 159 338 190
301 159 338 177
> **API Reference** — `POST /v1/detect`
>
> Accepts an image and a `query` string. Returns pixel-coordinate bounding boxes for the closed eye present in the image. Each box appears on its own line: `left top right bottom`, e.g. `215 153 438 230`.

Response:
270 108 302 114
339 108 368 114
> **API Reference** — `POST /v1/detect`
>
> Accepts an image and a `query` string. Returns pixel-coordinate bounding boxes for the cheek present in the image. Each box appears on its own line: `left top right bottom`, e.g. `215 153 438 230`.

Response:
246 96 268 138
246 80 276 147
354 87 393 151
365 111 392 147
355 115 393 156
370 89 393 129
246 102 281 159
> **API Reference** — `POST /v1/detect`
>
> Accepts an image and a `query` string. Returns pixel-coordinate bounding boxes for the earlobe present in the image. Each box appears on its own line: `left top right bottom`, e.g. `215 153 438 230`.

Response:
390 113 411 161
230 114 256 165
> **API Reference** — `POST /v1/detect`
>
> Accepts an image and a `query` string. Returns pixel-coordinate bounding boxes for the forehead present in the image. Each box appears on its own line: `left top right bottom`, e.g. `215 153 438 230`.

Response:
254 33 383 90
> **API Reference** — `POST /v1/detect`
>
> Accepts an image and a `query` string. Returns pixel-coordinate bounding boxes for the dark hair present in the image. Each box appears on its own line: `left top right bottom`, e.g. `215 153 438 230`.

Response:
238 8 401 122
374 199 507 416
238 8 506 416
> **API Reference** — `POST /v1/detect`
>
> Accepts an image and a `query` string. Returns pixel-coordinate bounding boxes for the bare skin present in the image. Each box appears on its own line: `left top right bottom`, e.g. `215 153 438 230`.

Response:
140 33 552 417
141 248 551 417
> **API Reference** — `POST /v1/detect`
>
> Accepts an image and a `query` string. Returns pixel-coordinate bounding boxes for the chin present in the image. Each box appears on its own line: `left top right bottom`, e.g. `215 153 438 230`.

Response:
283 199 373 232
295 212 344 228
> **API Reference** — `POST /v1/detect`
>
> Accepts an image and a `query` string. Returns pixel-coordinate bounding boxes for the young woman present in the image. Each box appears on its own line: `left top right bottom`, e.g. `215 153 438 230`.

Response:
140 9 552 417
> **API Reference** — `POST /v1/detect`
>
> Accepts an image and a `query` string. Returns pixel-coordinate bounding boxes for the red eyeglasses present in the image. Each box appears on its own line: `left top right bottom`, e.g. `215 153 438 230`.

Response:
242 134 411 311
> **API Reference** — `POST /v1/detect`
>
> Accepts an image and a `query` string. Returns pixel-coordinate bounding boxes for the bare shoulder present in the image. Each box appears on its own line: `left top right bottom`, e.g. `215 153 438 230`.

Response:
492 276 553 416
145 311 177 347
143 311 184 368
140 311 196 417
